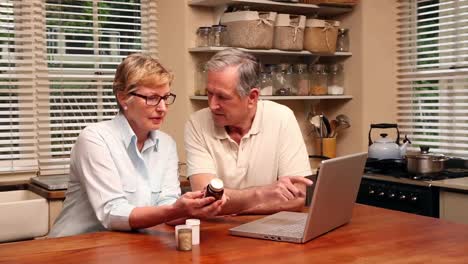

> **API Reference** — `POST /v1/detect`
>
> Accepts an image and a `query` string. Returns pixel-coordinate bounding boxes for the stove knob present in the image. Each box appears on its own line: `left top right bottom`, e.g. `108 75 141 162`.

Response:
378 191 385 197
410 196 418 202
369 189 375 195
388 193 396 199
399 194 407 200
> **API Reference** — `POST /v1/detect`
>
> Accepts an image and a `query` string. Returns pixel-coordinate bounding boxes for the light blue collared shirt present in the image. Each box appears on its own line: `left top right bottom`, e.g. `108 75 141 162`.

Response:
49 113 180 237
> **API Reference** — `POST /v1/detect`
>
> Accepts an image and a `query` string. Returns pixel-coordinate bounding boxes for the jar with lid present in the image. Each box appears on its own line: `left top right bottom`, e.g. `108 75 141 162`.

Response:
273 63 294 96
204 178 224 200
196 27 211 47
328 63 344 95
195 63 207 95
210 25 228 47
292 64 309 96
309 64 328 95
259 64 274 96
336 28 349 52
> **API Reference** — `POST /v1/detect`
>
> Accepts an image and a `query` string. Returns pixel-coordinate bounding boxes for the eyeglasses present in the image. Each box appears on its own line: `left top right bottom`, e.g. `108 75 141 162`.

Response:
129 92 176 106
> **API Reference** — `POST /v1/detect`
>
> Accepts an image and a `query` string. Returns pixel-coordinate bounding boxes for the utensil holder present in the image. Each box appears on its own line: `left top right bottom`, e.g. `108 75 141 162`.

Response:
314 137 336 158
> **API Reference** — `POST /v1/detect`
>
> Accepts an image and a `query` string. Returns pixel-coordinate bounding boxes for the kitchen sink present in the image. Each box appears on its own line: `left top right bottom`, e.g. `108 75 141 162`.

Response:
0 190 48 242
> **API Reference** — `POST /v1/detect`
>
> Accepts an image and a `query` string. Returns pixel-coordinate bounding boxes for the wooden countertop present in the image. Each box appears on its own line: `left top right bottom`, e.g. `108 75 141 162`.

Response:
0 204 467 264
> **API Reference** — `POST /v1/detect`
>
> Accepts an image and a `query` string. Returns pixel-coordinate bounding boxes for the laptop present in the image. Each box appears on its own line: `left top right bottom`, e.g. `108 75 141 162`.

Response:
229 152 367 243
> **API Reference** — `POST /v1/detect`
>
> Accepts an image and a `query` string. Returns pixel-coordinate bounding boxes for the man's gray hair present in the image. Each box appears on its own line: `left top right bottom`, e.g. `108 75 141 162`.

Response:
205 48 260 97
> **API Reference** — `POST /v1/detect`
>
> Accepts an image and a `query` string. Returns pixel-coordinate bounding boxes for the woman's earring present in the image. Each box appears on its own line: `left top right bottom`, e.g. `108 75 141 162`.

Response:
123 105 128 111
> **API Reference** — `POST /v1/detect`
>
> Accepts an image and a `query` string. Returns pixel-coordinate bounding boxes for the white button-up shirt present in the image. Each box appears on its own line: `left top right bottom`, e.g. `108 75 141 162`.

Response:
49 113 180 237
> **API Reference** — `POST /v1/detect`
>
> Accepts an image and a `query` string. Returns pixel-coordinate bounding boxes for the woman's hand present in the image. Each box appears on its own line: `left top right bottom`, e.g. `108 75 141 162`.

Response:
173 191 225 219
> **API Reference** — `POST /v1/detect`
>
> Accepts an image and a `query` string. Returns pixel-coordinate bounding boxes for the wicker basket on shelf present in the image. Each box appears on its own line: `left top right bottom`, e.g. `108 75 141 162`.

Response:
220 11 277 49
299 0 357 6
304 19 339 53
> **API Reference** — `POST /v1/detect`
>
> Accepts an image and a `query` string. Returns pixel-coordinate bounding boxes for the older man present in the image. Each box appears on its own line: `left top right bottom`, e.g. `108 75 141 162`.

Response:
184 48 312 215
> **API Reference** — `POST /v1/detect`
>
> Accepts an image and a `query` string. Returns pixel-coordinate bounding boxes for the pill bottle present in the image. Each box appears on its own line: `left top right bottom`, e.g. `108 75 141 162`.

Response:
204 178 224 200
177 226 192 251
186 219 200 245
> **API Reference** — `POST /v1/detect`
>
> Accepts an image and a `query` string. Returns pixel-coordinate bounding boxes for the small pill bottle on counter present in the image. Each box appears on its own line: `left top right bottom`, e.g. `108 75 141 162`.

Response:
175 225 192 251
186 219 200 245
204 178 224 200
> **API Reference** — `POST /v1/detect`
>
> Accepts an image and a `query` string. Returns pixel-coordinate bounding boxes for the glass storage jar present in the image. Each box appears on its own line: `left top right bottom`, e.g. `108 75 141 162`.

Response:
195 63 207 95
210 25 228 47
292 64 309 96
309 64 328 95
196 27 211 47
273 63 294 96
328 63 344 95
259 64 274 96
336 28 349 52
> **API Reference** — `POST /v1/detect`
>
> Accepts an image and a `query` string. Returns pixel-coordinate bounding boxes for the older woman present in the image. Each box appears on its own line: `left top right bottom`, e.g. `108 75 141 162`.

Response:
49 53 223 237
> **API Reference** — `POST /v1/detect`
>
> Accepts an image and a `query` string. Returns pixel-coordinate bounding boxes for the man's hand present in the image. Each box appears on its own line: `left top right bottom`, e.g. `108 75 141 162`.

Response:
172 191 225 219
258 176 313 203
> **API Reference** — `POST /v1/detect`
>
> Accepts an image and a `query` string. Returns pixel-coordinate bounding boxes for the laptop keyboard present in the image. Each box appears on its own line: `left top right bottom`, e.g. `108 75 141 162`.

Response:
265 215 307 238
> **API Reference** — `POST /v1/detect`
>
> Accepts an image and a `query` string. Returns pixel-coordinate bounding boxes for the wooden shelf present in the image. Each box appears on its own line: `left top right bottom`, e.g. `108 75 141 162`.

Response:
190 95 353 100
188 0 353 16
189 47 352 57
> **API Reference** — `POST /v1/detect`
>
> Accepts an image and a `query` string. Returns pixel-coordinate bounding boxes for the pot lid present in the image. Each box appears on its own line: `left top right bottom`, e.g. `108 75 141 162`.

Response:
406 146 446 160
375 133 395 143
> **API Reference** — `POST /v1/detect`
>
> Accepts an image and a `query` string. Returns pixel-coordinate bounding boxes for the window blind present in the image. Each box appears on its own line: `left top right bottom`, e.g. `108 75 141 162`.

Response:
397 0 468 158
37 0 152 175
0 0 157 177
0 1 37 174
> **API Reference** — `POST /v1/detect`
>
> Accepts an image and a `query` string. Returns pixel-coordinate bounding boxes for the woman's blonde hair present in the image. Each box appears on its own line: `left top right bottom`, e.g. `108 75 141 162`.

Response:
113 53 174 110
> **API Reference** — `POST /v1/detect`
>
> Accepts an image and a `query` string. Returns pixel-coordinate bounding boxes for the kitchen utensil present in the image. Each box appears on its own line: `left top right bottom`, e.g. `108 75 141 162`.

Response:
368 123 409 160
329 119 338 137
307 113 321 137
368 133 407 160
336 114 350 125
319 114 328 138
334 114 351 136
406 146 448 174
322 115 331 137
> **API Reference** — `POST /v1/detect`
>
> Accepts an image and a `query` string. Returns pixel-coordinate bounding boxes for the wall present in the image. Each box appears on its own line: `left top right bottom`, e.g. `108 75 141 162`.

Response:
358 0 398 149
157 0 398 162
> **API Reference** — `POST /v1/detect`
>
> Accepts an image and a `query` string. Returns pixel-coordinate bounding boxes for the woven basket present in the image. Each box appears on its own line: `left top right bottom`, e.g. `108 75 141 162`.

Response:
221 11 276 49
299 0 357 5
273 14 306 51
304 19 339 53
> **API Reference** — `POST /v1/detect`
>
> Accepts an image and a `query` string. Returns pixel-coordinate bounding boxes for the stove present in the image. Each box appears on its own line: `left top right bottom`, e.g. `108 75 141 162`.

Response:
365 167 468 181
357 158 468 218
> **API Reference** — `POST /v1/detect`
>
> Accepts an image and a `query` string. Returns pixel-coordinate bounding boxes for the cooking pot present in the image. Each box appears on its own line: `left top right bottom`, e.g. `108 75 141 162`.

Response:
406 146 448 174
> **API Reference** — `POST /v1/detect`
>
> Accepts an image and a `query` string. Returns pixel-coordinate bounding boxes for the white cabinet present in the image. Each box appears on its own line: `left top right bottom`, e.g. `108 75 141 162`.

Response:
440 190 468 225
